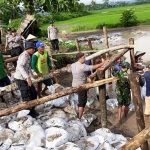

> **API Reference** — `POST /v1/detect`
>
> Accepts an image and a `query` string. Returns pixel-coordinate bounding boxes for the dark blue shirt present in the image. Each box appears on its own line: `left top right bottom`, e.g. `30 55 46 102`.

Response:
85 60 91 76
144 71 150 96
112 61 122 76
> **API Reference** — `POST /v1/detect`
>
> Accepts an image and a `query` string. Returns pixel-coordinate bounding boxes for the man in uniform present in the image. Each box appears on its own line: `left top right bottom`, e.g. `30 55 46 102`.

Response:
68 52 105 119
47 20 59 53
31 41 52 98
14 42 39 118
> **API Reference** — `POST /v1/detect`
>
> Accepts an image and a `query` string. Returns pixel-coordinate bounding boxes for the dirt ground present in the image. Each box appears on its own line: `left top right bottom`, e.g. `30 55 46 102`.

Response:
57 72 150 148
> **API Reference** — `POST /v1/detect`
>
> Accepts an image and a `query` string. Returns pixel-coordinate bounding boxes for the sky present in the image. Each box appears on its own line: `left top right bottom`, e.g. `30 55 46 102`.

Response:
79 0 133 5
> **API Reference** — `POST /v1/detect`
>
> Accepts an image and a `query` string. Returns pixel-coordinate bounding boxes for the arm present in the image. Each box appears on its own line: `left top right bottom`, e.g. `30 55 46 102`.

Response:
15 35 21 42
92 61 105 70
31 54 39 74
47 55 52 70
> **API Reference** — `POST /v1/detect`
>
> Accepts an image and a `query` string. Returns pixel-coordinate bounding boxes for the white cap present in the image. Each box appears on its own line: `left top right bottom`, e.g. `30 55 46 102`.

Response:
26 34 36 41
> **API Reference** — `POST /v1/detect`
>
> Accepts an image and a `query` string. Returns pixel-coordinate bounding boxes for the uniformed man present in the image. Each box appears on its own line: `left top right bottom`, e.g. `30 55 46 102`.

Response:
14 42 39 118
5 27 12 53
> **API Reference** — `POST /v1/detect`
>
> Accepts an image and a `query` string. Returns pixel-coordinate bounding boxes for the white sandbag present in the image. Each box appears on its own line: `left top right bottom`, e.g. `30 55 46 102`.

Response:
53 83 64 93
100 141 116 150
48 85 55 94
26 142 48 150
54 142 80 150
106 99 118 110
45 127 69 148
129 103 135 111
43 117 67 129
113 141 127 149
75 136 100 150
70 93 78 103
12 90 21 99
51 109 67 120
8 120 25 132
17 110 30 118
68 120 87 138
23 115 34 128
90 128 111 137
26 124 45 147
51 96 69 107
141 85 146 100
87 88 98 106
9 145 25 150
81 114 97 128
0 139 12 150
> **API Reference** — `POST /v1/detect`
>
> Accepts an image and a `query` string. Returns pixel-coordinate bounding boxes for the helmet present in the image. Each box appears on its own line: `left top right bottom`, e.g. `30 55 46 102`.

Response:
122 61 130 69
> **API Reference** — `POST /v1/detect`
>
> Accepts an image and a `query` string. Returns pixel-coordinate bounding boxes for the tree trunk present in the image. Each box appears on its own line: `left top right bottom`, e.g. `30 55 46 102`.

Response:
128 73 149 150
0 77 118 117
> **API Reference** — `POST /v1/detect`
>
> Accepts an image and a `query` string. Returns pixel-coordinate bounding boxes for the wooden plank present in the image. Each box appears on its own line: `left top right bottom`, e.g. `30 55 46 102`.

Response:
0 77 118 117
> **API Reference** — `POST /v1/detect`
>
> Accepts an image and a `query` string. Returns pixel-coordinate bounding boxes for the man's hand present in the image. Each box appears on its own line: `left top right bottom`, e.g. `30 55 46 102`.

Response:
98 67 104 71
7 70 11 77
27 77 32 87
38 73 43 77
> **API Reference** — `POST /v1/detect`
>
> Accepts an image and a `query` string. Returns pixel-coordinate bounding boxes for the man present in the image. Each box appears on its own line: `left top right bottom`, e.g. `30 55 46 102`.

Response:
112 57 122 76
14 42 39 118
5 27 12 53
68 52 105 119
47 20 59 53
31 41 52 98
144 64 150 117
114 61 131 123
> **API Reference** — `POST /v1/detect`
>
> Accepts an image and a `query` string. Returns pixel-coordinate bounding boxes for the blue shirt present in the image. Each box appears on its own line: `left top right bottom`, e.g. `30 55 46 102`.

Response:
112 62 122 76
144 71 150 96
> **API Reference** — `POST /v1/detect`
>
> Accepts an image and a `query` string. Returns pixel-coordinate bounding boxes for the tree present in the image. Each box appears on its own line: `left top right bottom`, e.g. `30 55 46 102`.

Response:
102 0 109 8
90 0 96 10
120 9 138 27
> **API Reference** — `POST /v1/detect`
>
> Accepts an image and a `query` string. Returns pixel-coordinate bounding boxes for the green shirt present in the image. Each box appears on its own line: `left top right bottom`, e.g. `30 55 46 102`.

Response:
31 50 52 75
0 52 7 79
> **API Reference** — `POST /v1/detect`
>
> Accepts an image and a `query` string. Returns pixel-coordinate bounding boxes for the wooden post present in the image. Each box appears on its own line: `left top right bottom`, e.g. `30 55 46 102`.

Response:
128 73 149 150
129 38 136 72
75 39 80 52
87 38 93 50
103 26 111 80
97 70 107 127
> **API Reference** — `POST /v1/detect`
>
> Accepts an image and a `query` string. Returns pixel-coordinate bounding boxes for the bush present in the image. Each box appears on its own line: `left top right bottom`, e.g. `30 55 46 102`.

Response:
120 9 139 27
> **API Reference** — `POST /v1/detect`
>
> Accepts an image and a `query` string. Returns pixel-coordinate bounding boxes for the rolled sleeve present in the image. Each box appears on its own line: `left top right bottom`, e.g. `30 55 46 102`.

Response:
82 64 93 72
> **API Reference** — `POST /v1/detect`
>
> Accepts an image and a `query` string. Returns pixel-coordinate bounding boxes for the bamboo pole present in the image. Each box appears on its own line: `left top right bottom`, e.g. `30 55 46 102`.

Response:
0 77 118 117
0 67 68 95
87 38 93 50
119 125 150 150
85 45 134 61
128 73 148 150
75 39 80 52
97 70 107 127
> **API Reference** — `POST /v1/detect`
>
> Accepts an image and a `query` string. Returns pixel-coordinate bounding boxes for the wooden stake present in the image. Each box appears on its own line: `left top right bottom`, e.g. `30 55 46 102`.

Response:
0 77 118 117
97 70 107 128
87 38 93 50
75 39 80 52
129 38 136 72
128 73 148 150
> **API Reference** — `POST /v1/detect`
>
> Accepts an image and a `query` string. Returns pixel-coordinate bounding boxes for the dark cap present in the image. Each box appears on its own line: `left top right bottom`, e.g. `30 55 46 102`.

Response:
49 20 54 24
76 52 85 60
25 42 35 50
147 64 150 68
7 27 11 31
11 29 16 32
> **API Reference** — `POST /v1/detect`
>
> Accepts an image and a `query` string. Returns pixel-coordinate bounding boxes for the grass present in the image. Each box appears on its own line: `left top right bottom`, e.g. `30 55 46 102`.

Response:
41 3 150 32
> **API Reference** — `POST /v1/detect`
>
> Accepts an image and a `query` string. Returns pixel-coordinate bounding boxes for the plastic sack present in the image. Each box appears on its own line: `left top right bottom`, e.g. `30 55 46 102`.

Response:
106 99 118 110
17 110 30 118
45 127 69 148
47 85 55 94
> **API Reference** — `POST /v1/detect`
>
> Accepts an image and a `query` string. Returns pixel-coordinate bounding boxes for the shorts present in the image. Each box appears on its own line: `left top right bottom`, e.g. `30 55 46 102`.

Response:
77 90 87 107
0 76 11 87
117 95 131 106
40 78 53 86
15 79 37 101
11 46 22 57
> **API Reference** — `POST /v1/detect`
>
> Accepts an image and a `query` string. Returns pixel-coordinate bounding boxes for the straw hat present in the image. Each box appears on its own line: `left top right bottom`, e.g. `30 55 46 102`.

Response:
26 34 37 41
134 51 146 57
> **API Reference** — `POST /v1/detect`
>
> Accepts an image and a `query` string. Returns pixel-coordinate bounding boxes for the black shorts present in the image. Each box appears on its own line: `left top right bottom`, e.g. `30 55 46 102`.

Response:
0 76 11 87
40 78 52 86
15 79 37 102
11 46 22 57
77 90 87 107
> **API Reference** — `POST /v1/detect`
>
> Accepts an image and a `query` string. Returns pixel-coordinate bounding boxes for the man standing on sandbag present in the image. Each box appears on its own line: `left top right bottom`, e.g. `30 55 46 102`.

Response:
31 41 53 98
14 42 39 118
68 52 105 119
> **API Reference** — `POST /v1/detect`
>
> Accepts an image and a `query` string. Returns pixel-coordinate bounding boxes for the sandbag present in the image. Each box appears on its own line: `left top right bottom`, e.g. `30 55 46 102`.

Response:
45 127 69 148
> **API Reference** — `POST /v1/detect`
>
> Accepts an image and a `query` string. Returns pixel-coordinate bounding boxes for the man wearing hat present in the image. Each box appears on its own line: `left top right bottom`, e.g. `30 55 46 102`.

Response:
4 27 12 53
14 42 39 118
47 20 59 53
144 64 150 117
68 52 105 119
31 41 52 98
114 61 131 123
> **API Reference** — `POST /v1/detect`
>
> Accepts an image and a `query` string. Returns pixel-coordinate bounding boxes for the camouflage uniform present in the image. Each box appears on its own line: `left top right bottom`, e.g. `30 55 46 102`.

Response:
115 70 131 106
